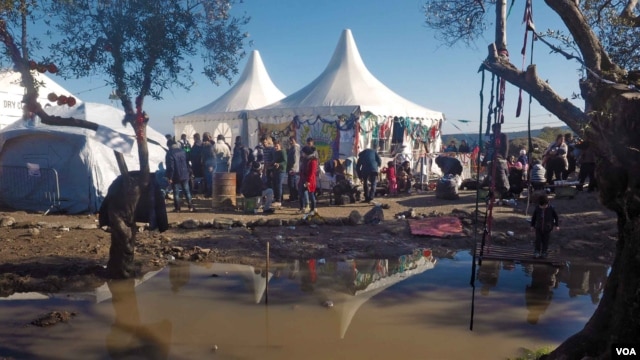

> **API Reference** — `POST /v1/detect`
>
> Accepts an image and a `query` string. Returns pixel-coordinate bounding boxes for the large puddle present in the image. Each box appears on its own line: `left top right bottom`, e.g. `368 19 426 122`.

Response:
0 250 608 359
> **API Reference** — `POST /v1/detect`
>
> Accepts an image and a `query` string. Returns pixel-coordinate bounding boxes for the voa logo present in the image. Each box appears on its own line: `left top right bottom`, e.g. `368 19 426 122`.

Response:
614 347 637 357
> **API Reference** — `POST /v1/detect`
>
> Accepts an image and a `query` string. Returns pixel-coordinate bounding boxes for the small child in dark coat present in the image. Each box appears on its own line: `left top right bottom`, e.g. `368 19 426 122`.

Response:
530 194 559 259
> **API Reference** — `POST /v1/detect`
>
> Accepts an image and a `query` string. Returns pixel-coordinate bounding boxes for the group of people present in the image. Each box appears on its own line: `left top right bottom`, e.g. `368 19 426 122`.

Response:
239 136 319 215
162 132 233 212
529 133 597 193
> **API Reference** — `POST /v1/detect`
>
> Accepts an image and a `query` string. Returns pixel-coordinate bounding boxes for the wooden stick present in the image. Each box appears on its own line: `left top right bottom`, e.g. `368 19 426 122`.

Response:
265 241 269 305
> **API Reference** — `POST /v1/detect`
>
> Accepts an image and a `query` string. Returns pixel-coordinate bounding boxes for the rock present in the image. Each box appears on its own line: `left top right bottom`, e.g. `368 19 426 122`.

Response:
266 219 282 227
171 246 184 252
31 311 76 327
28 228 40 237
179 219 199 229
0 216 15 227
78 224 98 230
347 211 363 225
214 218 234 229
322 300 334 308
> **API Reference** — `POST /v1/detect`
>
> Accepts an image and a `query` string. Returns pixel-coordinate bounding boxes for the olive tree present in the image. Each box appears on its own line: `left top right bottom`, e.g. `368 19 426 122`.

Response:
0 0 248 279
423 1 639 358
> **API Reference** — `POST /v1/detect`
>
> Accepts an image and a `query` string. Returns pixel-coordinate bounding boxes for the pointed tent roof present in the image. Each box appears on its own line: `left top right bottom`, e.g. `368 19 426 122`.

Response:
174 50 285 122
253 29 443 121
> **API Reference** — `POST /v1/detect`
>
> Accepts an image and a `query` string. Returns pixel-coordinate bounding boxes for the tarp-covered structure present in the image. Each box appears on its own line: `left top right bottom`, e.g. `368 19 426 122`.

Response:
172 50 286 145
247 29 444 164
0 102 168 214
0 70 80 130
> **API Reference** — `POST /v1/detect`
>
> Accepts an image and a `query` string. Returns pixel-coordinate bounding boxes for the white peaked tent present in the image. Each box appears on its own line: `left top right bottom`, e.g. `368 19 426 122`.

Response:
0 102 168 214
172 50 285 145
0 70 81 130
247 29 444 158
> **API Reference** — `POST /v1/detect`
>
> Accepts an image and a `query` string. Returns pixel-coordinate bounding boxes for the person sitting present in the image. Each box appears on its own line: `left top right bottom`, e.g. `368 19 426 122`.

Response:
241 162 274 214
530 158 547 191
444 140 458 153
458 140 470 153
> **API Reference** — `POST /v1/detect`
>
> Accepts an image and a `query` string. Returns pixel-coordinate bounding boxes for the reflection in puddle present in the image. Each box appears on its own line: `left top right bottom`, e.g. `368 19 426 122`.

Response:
0 251 608 360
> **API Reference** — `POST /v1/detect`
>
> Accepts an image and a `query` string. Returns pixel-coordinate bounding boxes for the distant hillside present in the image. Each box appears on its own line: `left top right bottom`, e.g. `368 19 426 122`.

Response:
443 126 571 144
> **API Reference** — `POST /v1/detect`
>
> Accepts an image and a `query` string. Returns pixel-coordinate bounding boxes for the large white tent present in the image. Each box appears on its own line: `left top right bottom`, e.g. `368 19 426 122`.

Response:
0 70 80 130
172 50 285 145
247 29 444 161
0 102 167 214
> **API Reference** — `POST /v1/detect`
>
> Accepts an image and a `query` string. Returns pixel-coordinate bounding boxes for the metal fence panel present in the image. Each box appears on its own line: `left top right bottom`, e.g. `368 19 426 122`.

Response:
0 165 60 214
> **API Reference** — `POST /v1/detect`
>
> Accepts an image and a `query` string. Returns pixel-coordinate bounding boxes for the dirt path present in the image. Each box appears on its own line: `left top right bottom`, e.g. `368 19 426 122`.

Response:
0 189 616 296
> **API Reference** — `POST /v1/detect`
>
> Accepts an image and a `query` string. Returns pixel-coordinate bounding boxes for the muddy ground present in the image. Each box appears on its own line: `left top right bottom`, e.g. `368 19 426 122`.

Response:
0 188 617 297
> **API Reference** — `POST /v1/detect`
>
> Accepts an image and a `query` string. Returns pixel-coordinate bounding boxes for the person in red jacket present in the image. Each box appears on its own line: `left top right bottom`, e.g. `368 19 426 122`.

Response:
300 146 318 215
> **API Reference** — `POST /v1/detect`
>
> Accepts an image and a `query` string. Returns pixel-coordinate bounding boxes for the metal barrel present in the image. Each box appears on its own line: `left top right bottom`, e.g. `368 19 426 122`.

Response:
212 172 236 208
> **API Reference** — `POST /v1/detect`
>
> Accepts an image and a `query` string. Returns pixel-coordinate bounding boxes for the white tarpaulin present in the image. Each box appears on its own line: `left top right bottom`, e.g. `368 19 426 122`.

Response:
0 102 167 214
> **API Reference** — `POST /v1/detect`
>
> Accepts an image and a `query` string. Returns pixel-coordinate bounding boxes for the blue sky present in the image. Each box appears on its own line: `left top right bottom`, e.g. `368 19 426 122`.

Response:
48 1 583 137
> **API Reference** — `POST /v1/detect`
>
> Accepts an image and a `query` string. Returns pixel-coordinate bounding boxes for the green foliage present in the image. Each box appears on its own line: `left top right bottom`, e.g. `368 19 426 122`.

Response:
537 126 567 144
43 0 249 102
508 346 553 360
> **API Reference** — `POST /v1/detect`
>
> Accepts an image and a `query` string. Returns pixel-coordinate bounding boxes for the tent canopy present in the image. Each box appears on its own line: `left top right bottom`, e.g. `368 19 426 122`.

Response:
172 50 285 144
0 102 167 214
253 29 442 122
0 70 81 130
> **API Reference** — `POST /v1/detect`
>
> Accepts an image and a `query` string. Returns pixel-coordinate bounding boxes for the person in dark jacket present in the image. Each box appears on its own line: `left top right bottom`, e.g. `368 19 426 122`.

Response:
435 155 463 176
530 194 559 259
190 133 203 179
165 139 195 212
271 139 287 207
241 162 274 213
356 148 382 203
230 136 249 194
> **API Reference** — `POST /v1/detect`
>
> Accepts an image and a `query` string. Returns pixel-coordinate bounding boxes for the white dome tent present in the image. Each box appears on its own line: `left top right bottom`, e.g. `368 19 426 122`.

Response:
0 70 80 130
172 50 286 145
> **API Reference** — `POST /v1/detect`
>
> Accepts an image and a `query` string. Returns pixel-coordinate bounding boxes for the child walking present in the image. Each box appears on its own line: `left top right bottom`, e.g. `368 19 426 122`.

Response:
381 161 398 196
530 194 559 259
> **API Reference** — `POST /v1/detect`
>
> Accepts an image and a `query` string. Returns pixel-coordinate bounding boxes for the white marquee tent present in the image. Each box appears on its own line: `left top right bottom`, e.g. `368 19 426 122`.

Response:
172 50 285 145
246 29 444 159
0 102 168 214
0 70 80 130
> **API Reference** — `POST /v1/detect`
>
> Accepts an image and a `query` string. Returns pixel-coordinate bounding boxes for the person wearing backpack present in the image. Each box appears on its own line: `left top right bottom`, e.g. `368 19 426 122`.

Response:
530 194 560 259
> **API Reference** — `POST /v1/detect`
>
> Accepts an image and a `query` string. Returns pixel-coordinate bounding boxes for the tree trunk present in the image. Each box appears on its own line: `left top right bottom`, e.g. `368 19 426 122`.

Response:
545 84 640 359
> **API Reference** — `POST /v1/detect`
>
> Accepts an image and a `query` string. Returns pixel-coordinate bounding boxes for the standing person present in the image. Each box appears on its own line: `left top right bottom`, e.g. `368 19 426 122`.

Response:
200 132 215 198
530 194 560 259
356 148 382 203
165 139 195 212
230 136 249 194
178 133 191 153
543 134 568 185
286 136 301 202
261 136 275 188
381 161 398 196
190 133 204 179
214 134 231 173
576 141 597 192
271 139 287 207
300 146 318 215
563 133 577 180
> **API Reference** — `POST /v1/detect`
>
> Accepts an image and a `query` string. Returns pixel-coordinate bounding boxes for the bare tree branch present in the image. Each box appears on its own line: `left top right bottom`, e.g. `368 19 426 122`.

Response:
483 43 588 132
